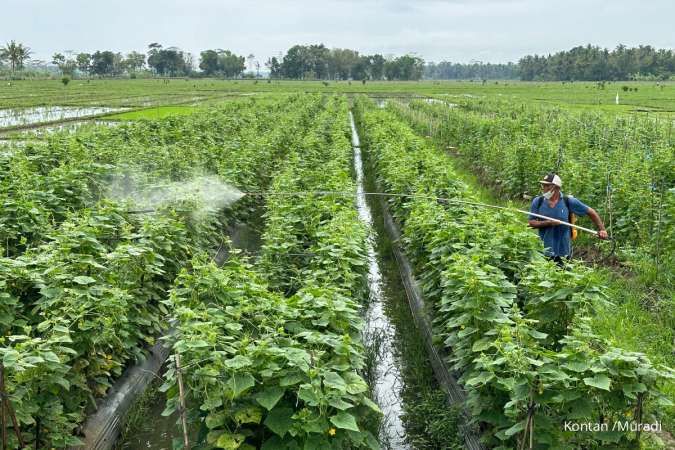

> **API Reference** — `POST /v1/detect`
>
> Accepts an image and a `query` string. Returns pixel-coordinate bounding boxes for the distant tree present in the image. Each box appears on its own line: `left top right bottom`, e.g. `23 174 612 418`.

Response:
90 51 117 76
384 58 399 80
218 50 245 78
327 48 359 80
518 44 675 81
199 49 220 75
369 54 386 80
425 60 519 80
184 52 196 74
147 43 164 74
265 56 281 78
123 51 146 73
76 53 92 75
52 52 66 67
147 43 189 76
351 55 371 81
397 55 425 80
52 52 76 76
1 40 32 72
281 45 312 79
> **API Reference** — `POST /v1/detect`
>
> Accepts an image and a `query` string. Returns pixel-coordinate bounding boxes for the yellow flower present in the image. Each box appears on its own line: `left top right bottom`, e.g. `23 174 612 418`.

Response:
328 428 336 436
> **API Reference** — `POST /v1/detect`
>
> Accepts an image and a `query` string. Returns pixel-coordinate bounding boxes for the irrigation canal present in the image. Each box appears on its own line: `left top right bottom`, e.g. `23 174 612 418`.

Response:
117 111 442 449
350 112 411 449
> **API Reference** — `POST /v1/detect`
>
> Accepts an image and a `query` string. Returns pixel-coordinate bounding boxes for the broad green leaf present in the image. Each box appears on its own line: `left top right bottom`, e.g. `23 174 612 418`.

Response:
364 431 380 450
503 420 526 437
330 411 359 432
280 372 304 386
360 396 382 414
186 340 209 349
528 329 548 340
466 371 495 386
298 385 320 405
564 360 590 372
264 406 294 437
201 394 223 411
234 405 263 425
328 397 353 410
225 355 252 369
227 373 255 398
215 432 246 449
323 371 346 391
2 351 18 368
583 374 611 391
73 275 96 285
343 372 368 394
256 386 285 411
205 412 226 429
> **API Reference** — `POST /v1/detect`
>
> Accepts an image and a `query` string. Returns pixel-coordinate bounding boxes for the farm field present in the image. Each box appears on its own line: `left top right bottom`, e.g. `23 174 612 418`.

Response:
0 81 673 450
1 78 675 112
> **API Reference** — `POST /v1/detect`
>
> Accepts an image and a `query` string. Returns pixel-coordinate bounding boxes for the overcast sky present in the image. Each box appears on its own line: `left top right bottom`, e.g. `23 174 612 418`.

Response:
5 0 674 64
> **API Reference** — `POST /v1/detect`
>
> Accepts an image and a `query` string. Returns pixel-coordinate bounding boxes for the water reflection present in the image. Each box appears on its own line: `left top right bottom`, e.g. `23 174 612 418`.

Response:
0 106 127 128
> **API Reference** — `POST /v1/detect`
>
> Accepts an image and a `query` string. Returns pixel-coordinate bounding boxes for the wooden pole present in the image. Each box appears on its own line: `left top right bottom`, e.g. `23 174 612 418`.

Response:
174 354 190 450
0 364 24 449
5 395 24 448
1 364 7 450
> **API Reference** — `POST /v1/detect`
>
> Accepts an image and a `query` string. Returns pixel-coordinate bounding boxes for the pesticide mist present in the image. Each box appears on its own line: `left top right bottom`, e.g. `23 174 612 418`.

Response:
107 172 245 216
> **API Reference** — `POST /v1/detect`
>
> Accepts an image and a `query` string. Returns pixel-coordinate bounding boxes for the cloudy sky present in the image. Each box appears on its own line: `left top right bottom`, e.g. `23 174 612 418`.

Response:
5 0 674 64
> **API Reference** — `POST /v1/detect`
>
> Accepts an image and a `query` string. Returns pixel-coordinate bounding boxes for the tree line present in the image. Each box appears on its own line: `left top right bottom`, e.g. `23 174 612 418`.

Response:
2 40 674 81
0 41 425 80
519 44 675 81
265 45 424 80
49 43 193 77
424 61 519 80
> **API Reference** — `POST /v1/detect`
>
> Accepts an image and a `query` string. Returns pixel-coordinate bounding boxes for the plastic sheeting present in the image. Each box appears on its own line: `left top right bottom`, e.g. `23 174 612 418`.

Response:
68 337 171 450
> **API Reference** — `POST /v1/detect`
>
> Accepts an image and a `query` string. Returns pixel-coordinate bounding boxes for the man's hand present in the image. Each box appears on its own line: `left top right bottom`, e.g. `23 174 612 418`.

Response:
597 230 609 240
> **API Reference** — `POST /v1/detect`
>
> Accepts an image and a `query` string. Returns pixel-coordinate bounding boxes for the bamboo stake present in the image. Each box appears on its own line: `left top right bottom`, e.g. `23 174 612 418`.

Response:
174 354 190 450
5 399 24 448
1 364 7 450
635 393 644 443
0 364 24 449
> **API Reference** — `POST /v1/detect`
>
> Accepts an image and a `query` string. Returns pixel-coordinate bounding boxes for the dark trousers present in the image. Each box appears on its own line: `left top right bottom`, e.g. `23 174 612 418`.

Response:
548 255 569 267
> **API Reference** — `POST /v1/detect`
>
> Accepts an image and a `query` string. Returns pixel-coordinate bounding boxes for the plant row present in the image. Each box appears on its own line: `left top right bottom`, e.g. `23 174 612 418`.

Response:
354 97 673 449
164 95 382 450
0 95 311 257
389 98 674 269
0 94 325 447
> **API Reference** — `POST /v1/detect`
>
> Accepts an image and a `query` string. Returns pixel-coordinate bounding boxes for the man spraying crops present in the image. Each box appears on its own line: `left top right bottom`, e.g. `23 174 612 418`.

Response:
528 173 608 264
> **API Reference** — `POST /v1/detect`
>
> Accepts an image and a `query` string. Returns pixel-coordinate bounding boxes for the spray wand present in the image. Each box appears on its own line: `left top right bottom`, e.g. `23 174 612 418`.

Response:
242 190 611 238
125 189 611 238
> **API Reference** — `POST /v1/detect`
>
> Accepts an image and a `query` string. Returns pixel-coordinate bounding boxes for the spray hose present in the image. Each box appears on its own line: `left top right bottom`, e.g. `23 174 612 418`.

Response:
243 190 612 239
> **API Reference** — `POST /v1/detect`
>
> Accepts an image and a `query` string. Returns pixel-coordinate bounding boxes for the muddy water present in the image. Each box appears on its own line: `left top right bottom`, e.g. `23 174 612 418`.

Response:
350 112 410 450
0 106 127 128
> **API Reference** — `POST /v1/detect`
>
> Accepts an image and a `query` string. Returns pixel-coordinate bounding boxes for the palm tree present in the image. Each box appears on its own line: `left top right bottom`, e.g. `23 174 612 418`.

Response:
1 41 33 73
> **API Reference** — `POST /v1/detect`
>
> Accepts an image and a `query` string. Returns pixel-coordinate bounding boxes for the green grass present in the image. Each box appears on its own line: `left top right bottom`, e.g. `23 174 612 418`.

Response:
105 105 199 120
1 79 674 115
